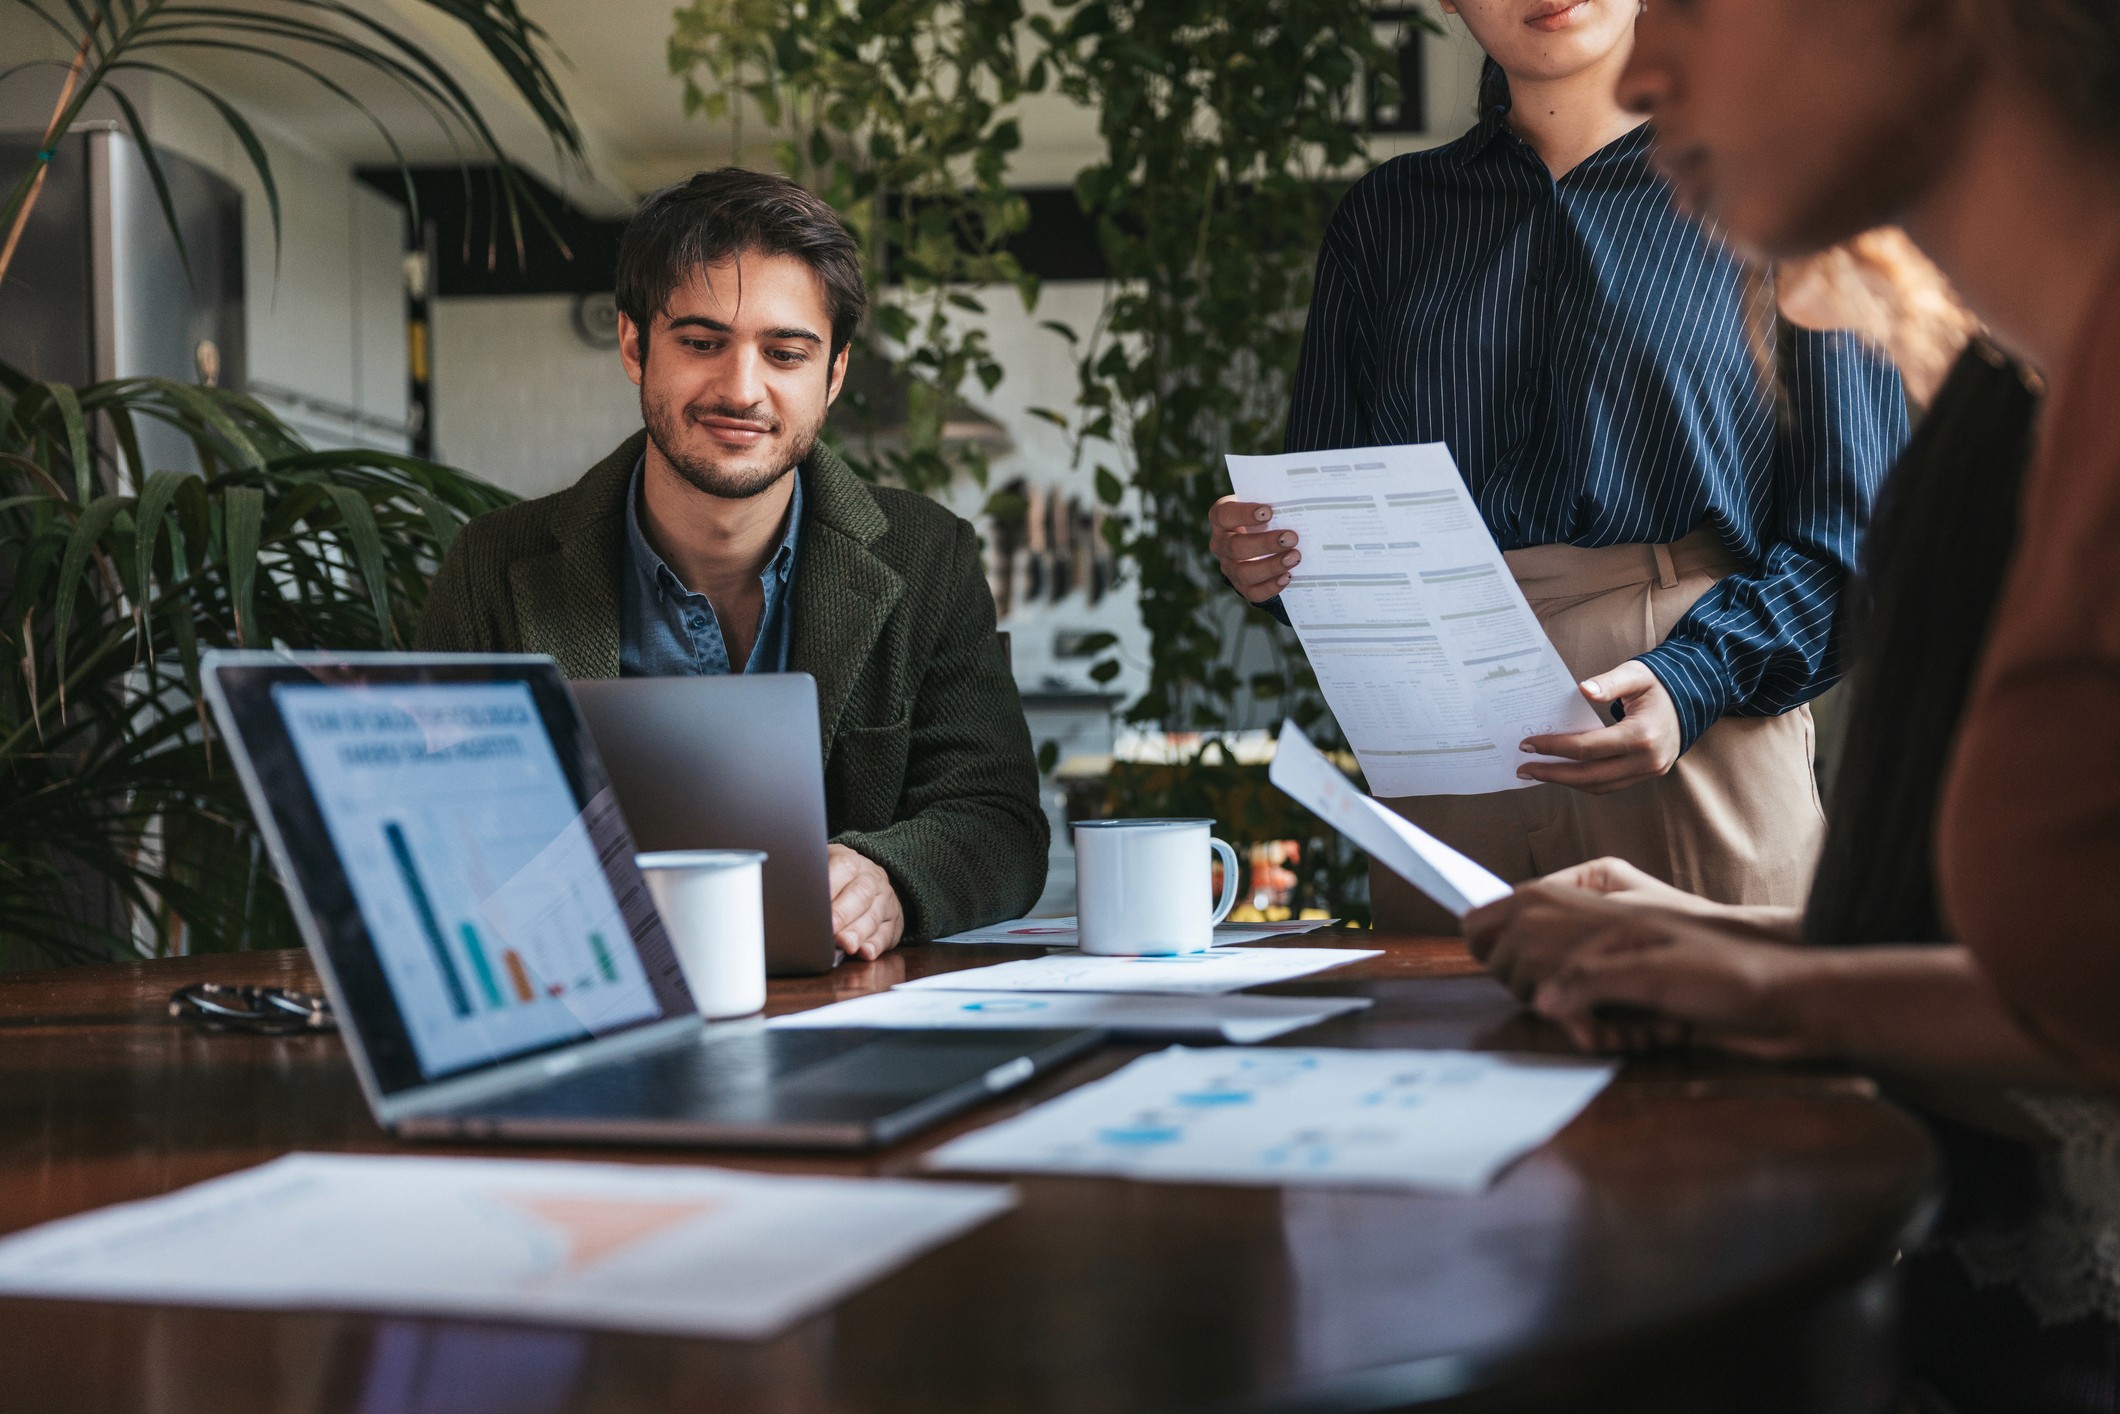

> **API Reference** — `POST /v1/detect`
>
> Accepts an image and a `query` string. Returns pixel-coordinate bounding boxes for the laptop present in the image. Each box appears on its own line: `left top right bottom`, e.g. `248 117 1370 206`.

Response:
202 651 1101 1149
571 676 835 977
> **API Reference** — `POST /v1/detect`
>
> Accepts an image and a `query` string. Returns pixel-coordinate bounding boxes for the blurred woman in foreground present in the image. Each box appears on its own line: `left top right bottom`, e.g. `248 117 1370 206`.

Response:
1461 1 2120 1406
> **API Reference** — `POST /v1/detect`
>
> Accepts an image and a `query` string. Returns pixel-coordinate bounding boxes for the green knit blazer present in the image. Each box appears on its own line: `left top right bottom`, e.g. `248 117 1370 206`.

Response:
416 431 1050 940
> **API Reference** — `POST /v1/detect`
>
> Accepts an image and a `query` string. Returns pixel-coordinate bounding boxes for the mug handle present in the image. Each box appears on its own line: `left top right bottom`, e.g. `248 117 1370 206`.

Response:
1208 837 1241 926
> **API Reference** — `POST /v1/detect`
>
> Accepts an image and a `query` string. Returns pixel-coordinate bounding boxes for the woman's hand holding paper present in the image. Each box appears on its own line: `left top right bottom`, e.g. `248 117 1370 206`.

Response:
1209 496 1299 603
1516 661 1681 794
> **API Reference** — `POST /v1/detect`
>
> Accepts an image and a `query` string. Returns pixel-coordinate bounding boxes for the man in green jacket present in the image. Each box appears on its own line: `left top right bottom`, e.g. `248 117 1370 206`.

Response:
417 168 1048 958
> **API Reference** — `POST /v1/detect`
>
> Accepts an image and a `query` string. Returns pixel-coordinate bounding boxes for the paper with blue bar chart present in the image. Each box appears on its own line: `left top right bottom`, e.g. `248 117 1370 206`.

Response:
1226 444 1601 796
928 1047 1615 1193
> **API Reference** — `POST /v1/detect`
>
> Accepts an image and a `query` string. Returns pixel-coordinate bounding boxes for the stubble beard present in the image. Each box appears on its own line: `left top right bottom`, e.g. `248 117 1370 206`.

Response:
642 390 822 501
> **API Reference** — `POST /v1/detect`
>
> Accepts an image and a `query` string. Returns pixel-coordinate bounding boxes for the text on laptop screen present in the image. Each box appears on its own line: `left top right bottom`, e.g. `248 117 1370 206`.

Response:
274 681 662 1079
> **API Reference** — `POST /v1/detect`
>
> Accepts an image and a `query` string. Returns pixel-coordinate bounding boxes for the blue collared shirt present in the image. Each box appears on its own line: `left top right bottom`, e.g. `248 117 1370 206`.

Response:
1283 117 1908 749
619 457 803 677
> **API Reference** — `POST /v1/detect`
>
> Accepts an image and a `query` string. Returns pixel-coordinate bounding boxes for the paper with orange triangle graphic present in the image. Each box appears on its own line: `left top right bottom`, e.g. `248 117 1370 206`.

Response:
0 1152 1016 1339
498 1194 720 1273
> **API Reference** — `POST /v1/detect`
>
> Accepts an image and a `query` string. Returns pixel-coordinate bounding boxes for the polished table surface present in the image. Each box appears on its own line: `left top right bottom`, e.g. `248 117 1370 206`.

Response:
0 935 1936 1414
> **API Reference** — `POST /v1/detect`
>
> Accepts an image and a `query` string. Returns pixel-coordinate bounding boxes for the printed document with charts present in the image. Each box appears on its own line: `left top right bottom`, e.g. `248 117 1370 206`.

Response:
1226 443 1602 796
929 1046 1615 1193
0 1153 1012 1339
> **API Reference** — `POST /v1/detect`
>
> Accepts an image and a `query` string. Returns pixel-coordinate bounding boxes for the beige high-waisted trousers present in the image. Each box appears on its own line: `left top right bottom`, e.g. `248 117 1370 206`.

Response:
1371 528 1825 935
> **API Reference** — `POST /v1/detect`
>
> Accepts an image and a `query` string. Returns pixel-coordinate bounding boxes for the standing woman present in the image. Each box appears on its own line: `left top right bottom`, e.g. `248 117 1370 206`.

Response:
1210 0 1907 930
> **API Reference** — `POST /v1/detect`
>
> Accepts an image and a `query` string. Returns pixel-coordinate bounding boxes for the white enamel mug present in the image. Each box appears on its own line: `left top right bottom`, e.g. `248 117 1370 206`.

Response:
1072 819 1241 956
635 850 768 1019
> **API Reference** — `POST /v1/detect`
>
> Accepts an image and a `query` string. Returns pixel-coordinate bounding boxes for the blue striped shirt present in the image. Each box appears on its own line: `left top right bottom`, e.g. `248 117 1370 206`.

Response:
1282 118 1908 750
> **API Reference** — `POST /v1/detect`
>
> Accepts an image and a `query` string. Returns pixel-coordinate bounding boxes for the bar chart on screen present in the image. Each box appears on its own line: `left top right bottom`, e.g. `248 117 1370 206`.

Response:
274 682 661 1077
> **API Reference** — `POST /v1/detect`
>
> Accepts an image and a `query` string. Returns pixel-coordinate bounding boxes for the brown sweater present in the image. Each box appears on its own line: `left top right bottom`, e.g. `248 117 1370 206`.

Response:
1938 260 2120 1089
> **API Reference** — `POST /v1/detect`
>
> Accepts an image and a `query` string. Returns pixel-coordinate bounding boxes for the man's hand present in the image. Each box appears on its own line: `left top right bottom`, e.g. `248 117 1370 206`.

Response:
827 844 905 960
1518 661 1682 795
1209 496 1299 604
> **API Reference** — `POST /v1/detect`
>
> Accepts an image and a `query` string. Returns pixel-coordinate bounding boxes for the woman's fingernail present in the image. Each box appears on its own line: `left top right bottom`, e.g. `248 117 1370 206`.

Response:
1517 768 1532 780
1280 533 1294 548
1278 574 1291 587
1520 741 1535 753
1255 507 1271 521
1581 679 1600 697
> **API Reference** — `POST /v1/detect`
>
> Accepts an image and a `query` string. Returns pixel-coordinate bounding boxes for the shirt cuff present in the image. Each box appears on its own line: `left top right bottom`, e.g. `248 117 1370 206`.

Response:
1634 638 1734 755
1257 594 1291 626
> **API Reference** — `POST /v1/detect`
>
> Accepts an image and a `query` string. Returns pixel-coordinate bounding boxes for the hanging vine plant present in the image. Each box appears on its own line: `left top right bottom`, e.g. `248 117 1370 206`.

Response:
1033 0 1418 733
669 0 1044 495
1035 0 1427 917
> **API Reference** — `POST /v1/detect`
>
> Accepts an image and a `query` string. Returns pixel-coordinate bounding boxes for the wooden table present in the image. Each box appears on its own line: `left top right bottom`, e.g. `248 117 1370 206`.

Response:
0 936 1936 1414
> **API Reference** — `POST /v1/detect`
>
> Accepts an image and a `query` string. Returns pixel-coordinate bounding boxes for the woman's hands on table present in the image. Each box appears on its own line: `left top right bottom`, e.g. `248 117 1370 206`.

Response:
1529 914 1831 1061
1480 882 2073 1084
1464 857 1794 1001
1210 497 1298 603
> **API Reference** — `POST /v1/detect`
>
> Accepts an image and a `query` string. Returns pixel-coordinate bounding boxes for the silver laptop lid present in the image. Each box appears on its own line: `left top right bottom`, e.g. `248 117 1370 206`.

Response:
571 675 837 976
202 652 697 1119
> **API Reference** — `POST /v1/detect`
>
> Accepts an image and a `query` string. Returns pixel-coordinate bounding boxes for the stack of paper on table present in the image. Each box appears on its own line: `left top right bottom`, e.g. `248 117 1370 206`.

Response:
928 1046 1615 1192
0 1153 1013 1338
1226 443 1602 798
894 946 1381 997
769 989 1373 1043
934 917 1338 947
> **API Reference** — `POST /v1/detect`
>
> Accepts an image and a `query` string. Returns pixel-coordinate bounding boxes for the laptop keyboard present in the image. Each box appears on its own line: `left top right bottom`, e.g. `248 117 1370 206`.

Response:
482 1027 882 1120
436 1025 1097 1144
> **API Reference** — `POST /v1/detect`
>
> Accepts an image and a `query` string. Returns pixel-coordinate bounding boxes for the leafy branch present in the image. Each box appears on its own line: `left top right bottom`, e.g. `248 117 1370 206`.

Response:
1 0 585 289
0 369 514 966
1036 0 1421 735
669 0 1042 494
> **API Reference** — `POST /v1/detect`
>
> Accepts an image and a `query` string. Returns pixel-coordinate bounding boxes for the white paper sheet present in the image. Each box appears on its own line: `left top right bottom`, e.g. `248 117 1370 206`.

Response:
1226 444 1603 796
1269 721 1512 918
895 946 1380 997
0 1153 1013 1339
933 917 1339 947
928 1046 1615 1192
769 989 1372 1043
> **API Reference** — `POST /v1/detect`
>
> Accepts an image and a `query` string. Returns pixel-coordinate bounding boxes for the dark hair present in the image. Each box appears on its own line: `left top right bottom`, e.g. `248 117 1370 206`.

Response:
1802 340 2039 947
613 167 867 364
1478 56 1512 120
2007 0 2120 135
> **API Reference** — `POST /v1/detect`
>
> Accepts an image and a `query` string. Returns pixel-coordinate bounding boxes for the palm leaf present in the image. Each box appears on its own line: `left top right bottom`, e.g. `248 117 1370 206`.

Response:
1 361 517 966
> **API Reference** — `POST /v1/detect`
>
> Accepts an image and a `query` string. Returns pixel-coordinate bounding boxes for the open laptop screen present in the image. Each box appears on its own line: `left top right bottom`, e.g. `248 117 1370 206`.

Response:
207 656 693 1096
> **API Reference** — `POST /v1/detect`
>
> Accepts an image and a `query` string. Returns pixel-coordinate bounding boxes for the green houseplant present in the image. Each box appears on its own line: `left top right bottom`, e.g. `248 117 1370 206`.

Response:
1038 0 1425 920
0 0 581 968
